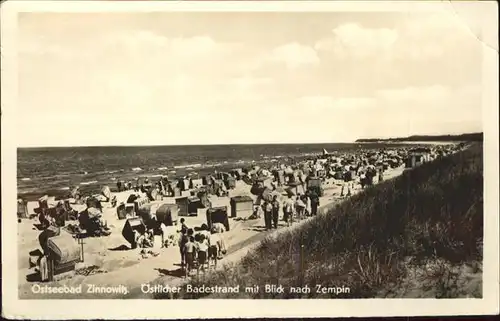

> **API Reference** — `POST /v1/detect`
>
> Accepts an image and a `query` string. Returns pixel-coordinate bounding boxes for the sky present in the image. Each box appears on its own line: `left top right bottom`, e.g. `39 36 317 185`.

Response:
16 9 485 147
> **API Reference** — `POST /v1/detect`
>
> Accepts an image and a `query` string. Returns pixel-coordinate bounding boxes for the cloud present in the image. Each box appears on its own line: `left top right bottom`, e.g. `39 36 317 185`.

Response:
19 41 79 60
109 31 220 57
366 84 482 136
376 85 452 102
315 23 398 59
298 95 376 112
267 42 320 69
229 76 274 91
315 12 478 62
403 13 473 40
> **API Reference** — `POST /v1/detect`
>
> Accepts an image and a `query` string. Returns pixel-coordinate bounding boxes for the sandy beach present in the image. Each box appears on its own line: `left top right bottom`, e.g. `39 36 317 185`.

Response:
18 165 406 299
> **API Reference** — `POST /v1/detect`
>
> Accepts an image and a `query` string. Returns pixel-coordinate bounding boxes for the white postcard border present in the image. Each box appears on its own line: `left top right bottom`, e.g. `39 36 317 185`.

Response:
1 1 498 319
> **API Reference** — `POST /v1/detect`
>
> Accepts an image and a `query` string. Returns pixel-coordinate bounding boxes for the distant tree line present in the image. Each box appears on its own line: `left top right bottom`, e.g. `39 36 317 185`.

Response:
355 132 483 143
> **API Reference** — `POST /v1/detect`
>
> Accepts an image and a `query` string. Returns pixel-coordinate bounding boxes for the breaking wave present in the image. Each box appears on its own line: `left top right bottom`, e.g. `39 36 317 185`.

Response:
174 163 202 169
80 180 98 186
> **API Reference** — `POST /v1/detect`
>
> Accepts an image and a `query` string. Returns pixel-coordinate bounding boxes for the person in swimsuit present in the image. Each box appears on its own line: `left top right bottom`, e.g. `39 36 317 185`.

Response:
208 235 219 269
178 231 189 267
208 229 223 264
197 234 209 275
184 236 196 278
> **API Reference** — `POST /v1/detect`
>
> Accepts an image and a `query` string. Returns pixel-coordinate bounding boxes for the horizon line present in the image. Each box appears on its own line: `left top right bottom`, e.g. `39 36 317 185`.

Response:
16 132 483 149
17 141 356 149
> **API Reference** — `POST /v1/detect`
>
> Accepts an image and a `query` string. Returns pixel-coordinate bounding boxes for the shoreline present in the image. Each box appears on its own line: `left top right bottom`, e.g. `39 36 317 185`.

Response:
18 166 405 300
17 141 437 200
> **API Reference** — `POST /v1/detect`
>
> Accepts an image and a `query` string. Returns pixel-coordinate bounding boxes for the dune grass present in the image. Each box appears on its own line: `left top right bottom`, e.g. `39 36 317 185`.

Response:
157 144 483 299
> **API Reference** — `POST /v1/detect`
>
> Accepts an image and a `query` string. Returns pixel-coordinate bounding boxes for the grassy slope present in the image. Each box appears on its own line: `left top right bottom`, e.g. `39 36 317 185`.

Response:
159 144 483 299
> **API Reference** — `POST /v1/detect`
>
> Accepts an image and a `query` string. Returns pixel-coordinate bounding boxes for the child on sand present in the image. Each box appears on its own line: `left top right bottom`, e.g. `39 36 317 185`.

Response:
196 234 209 275
184 236 196 277
295 194 306 221
283 194 295 227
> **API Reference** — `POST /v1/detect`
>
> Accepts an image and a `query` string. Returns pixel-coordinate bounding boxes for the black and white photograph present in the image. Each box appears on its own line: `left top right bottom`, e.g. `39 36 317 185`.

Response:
1 0 498 319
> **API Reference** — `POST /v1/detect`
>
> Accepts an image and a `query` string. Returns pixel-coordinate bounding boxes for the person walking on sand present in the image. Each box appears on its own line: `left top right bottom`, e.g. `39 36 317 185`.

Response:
178 229 189 268
209 228 223 257
262 200 273 230
196 234 209 276
179 218 188 235
184 236 196 277
301 193 310 217
309 191 320 216
208 231 220 269
283 194 294 227
341 166 353 197
359 170 366 189
271 195 280 229
378 167 384 183
211 225 227 255
295 194 306 221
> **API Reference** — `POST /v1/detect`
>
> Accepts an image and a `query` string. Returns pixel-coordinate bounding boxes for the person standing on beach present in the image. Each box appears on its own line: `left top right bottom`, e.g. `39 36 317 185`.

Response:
359 170 367 189
179 218 188 235
271 195 280 229
183 236 196 277
301 193 310 216
341 166 353 197
209 228 223 259
378 167 384 183
196 234 209 275
283 194 294 227
262 200 273 230
178 229 189 268
295 194 306 221
208 231 220 268
309 191 320 216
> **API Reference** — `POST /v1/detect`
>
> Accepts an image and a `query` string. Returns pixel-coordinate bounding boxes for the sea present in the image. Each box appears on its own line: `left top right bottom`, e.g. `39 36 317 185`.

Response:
17 143 405 200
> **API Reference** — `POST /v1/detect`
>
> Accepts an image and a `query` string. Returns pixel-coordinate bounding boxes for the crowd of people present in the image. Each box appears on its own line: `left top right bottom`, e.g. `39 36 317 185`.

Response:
257 192 322 230
177 218 227 277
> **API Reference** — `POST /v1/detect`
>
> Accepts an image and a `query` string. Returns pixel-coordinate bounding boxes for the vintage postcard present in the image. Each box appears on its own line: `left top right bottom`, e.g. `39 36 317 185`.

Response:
1 0 499 319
